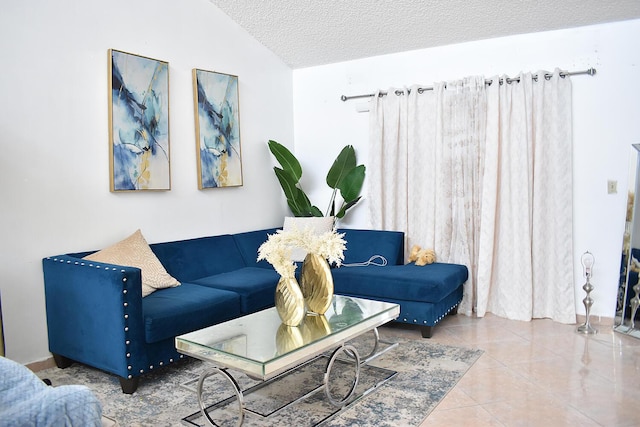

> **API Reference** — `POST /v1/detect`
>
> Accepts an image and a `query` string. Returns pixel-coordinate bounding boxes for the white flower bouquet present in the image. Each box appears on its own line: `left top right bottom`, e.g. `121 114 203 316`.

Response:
257 227 346 279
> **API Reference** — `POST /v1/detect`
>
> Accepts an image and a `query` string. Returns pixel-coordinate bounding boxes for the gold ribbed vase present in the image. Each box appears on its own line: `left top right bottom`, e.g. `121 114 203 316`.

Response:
274 276 306 326
300 253 334 314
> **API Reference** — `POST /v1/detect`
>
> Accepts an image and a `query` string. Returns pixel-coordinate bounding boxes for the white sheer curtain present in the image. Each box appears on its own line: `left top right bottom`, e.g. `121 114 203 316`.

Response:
369 87 409 233
369 69 575 323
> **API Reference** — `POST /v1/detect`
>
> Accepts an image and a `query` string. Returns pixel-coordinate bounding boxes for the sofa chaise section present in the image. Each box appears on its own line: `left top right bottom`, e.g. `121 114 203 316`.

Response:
333 229 468 338
332 262 467 337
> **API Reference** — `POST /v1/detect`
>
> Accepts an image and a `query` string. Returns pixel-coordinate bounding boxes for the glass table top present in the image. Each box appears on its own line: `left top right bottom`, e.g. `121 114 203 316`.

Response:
176 295 399 380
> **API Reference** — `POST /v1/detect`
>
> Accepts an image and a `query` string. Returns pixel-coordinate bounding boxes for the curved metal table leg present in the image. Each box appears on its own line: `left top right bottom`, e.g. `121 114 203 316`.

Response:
343 327 380 362
324 344 360 406
361 327 380 360
197 367 245 427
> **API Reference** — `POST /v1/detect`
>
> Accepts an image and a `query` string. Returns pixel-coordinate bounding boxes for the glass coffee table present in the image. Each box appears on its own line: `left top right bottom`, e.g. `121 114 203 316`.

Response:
176 295 400 426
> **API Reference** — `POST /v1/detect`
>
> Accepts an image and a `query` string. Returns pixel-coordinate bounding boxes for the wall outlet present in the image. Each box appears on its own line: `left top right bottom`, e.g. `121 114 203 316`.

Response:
607 180 617 194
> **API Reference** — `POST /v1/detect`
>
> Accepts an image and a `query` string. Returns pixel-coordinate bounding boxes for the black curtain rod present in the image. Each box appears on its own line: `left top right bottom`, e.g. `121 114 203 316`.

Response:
340 67 597 102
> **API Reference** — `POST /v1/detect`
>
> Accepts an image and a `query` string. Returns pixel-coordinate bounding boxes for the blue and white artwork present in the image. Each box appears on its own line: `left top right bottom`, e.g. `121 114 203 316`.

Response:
109 49 170 191
193 69 243 189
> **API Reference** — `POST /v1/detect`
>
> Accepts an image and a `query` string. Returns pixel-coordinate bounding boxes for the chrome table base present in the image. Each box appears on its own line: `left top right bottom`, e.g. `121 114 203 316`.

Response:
183 328 398 427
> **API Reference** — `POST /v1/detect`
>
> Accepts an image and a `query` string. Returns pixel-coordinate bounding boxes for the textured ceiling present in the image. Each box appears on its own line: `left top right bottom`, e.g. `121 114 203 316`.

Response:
208 0 640 69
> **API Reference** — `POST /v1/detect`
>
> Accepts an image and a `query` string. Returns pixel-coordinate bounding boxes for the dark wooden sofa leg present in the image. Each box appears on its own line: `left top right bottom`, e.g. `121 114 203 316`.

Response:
421 326 433 338
119 376 139 394
52 353 74 369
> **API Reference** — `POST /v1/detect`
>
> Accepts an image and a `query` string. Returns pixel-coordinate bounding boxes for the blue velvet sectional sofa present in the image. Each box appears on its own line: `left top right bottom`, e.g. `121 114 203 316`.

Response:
42 228 467 394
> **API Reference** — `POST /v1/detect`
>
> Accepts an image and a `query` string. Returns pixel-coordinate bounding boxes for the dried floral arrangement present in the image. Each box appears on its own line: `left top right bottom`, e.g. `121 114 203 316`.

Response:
257 227 346 279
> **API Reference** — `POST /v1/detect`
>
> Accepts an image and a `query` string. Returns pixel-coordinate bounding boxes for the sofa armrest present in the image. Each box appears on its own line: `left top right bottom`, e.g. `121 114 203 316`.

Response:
42 255 145 378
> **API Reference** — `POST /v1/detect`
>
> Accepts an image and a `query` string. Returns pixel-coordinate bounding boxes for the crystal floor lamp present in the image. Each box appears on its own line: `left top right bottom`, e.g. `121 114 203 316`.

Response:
577 251 598 334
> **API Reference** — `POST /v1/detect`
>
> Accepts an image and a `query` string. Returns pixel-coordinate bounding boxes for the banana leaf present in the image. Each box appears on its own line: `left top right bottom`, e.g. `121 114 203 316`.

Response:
274 167 322 217
326 145 357 189
336 196 362 219
338 164 366 202
274 168 305 214
268 140 302 182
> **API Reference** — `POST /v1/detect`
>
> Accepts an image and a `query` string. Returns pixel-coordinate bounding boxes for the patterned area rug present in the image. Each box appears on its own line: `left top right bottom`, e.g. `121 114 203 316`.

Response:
38 329 482 426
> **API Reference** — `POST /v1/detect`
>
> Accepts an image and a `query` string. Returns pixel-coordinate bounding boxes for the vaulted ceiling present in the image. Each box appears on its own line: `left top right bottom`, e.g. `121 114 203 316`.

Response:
208 0 640 69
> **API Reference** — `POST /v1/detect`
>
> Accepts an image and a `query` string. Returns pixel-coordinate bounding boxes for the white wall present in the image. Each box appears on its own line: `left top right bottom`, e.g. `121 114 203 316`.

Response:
0 0 293 364
293 19 640 319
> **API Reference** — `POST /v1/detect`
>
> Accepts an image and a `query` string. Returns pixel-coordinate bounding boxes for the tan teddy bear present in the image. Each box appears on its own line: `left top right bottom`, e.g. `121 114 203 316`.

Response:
408 245 421 262
408 245 436 266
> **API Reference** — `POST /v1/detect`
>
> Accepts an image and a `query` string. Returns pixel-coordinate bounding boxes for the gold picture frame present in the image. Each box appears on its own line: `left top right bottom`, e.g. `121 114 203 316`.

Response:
193 68 243 189
108 49 171 191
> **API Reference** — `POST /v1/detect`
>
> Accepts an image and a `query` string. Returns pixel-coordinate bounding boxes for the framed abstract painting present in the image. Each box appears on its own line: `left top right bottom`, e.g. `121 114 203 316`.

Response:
108 49 170 191
193 69 243 189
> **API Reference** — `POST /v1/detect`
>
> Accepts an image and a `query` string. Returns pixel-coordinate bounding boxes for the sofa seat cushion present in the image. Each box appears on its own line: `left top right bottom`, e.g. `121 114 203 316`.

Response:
191 267 280 313
331 263 468 303
142 283 241 343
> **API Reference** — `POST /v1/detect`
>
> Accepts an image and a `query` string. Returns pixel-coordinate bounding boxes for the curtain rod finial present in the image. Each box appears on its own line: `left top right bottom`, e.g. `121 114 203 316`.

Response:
587 68 597 76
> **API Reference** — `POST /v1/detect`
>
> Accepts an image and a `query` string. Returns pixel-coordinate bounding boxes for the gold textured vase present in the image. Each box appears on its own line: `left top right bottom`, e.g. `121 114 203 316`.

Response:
274 276 306 326
300 253 334 314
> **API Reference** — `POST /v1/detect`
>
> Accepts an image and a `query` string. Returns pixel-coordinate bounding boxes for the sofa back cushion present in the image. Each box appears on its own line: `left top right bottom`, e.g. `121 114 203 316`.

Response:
233 228 280 269
338 229 405 266
150 234 246 282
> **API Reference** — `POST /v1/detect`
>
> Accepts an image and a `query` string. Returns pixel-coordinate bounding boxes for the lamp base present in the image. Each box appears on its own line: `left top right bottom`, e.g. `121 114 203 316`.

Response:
576 323 598 334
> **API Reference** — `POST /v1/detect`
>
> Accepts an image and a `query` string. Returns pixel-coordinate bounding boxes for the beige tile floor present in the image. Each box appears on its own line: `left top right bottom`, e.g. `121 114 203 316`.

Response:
385 313 640 427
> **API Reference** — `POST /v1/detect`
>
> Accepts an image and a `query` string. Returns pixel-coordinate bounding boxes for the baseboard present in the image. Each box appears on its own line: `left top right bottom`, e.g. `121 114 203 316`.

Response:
26 356 56 372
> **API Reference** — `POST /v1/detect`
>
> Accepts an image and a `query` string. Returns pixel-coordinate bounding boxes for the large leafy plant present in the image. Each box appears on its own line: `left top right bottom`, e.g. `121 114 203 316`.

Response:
268 140 366 219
